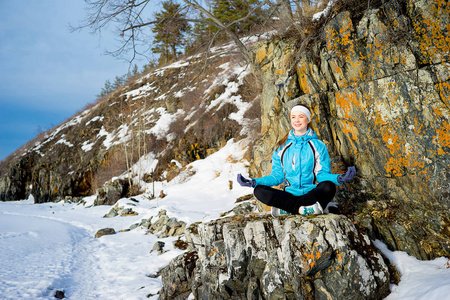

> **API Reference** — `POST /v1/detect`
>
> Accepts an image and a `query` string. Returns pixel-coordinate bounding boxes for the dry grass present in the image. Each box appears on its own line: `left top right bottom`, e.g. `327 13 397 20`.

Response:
91 150 129 193
271 0 387 57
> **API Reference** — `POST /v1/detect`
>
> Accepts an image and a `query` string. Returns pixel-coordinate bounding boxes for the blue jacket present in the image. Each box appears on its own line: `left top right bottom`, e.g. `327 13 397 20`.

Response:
254 129 341 196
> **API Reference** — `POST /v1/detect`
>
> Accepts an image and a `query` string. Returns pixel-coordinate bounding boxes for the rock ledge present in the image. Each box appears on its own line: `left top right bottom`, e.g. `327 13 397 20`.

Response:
161 213 392 300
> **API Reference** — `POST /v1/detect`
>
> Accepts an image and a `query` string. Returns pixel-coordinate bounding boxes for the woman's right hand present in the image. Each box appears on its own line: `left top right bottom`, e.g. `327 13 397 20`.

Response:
237 174 256 187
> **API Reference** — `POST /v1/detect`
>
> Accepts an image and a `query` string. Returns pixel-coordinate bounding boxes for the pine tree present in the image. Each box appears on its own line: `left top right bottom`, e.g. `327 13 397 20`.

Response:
112 75 126 90
131 64 139 77
212 0 267 38
152 0 190 65
97 79 113 98
187 0 269 49
185 12 215 54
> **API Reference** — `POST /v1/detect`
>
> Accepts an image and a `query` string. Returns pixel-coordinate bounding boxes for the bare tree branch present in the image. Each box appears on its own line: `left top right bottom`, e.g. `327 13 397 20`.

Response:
78 0 310 74
181 0 255 68
122 17 214 33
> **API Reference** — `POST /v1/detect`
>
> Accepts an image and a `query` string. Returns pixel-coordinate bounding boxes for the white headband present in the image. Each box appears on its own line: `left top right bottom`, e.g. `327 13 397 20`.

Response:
291 105 311 121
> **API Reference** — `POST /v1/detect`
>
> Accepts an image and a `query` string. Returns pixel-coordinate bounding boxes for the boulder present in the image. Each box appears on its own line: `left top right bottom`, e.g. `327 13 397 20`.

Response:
103 205 138 218
94 228 116 238
54 290 65 299
151 241 169 256
95 179 130 206
149 210 187 237
160 251 199 300
163 213 392 299
103 207 119 218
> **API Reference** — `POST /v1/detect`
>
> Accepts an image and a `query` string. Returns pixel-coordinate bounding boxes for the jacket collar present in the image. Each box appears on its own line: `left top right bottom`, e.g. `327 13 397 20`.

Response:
288 128 316 143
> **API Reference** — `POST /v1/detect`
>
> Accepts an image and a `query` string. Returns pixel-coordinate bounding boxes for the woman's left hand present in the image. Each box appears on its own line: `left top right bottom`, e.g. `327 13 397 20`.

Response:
338 166 356 183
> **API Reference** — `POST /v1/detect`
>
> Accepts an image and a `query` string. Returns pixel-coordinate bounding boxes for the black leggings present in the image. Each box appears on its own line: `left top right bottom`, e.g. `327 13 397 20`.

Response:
253 181 336 215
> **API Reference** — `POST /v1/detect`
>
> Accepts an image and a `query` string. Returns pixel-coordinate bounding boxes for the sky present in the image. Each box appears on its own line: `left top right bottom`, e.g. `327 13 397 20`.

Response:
0 0 150 161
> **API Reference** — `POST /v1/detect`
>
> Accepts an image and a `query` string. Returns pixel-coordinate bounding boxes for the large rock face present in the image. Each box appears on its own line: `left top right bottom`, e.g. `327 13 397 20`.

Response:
251 0 449 259
161 213 392 300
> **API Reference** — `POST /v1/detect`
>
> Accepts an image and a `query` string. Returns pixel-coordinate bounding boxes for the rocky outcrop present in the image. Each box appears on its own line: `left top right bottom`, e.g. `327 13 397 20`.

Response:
161 213 392 300
103 204 138 218
251 0 449 259
160 251 199 300
147 209 187 238
95 179 130 206
0 109 111 204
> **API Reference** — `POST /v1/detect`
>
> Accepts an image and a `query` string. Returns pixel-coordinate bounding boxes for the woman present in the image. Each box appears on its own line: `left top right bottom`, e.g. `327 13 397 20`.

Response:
237 104 356 216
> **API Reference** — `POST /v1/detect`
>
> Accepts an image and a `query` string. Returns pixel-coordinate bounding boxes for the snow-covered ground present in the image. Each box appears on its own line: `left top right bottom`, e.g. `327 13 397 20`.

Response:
1 139 450 299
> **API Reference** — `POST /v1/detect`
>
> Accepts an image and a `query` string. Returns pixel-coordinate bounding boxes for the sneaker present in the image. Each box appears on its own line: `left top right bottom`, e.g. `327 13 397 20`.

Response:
271 207 291 217
299 202 324 216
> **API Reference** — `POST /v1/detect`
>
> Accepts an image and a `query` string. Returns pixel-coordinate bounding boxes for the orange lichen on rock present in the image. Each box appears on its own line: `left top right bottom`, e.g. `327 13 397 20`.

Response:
300 246 325 270
340 120 359 151
380 120 432 177
434 120 450 155
335 89 367 120
297 63 312 94
381 127 405 177
410 0 450 64
255 48 267 64
436 81 450 107
325 12 354 53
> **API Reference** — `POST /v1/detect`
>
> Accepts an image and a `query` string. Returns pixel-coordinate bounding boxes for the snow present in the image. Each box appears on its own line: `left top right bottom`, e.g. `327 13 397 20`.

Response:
81 140 95 152
145 108 185 141
1 138 449 299
124 83 157 99
312 0 335 21
31 108 94 155
205 64 252 116
375 241 450 300
86 116 104 126
0 138 251 299
55 137 74 148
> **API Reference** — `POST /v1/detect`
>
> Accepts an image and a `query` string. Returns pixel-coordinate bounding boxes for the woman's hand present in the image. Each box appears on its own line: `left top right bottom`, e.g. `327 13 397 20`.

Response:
337 166 356 183
237 174 256 188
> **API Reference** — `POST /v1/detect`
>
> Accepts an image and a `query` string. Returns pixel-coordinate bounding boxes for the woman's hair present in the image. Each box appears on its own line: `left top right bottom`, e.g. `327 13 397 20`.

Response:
274 104 311 150
275 130 291 150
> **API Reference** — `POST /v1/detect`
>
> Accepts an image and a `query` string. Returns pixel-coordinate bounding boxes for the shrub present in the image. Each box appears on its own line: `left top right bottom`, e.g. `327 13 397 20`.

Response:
91 150 128 192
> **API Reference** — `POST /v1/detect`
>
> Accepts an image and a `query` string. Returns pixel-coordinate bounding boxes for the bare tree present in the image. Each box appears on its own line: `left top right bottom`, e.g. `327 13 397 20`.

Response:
78 0 309 73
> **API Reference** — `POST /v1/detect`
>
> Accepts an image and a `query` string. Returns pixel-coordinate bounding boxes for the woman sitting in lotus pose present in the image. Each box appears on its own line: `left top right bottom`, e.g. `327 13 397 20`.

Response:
237 104 356 216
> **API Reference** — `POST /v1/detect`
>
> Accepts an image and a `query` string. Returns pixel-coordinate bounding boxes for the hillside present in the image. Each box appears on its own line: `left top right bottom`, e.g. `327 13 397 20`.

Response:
0 37 263 204
0 1 449 298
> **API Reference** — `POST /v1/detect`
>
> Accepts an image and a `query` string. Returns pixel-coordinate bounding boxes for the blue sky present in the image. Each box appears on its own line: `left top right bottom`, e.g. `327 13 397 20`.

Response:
0 1 149 161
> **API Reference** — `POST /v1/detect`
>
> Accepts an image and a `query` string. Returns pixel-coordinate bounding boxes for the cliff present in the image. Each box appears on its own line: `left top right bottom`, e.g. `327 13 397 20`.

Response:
251 0 449 260
158 1 449 298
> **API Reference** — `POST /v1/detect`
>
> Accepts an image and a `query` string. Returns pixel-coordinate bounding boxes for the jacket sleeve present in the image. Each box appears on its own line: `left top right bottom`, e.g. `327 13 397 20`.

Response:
315 142 342 186
254 148 285 187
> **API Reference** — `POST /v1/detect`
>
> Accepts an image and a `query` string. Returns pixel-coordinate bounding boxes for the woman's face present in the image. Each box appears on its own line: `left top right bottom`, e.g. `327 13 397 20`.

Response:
291 110 310 135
